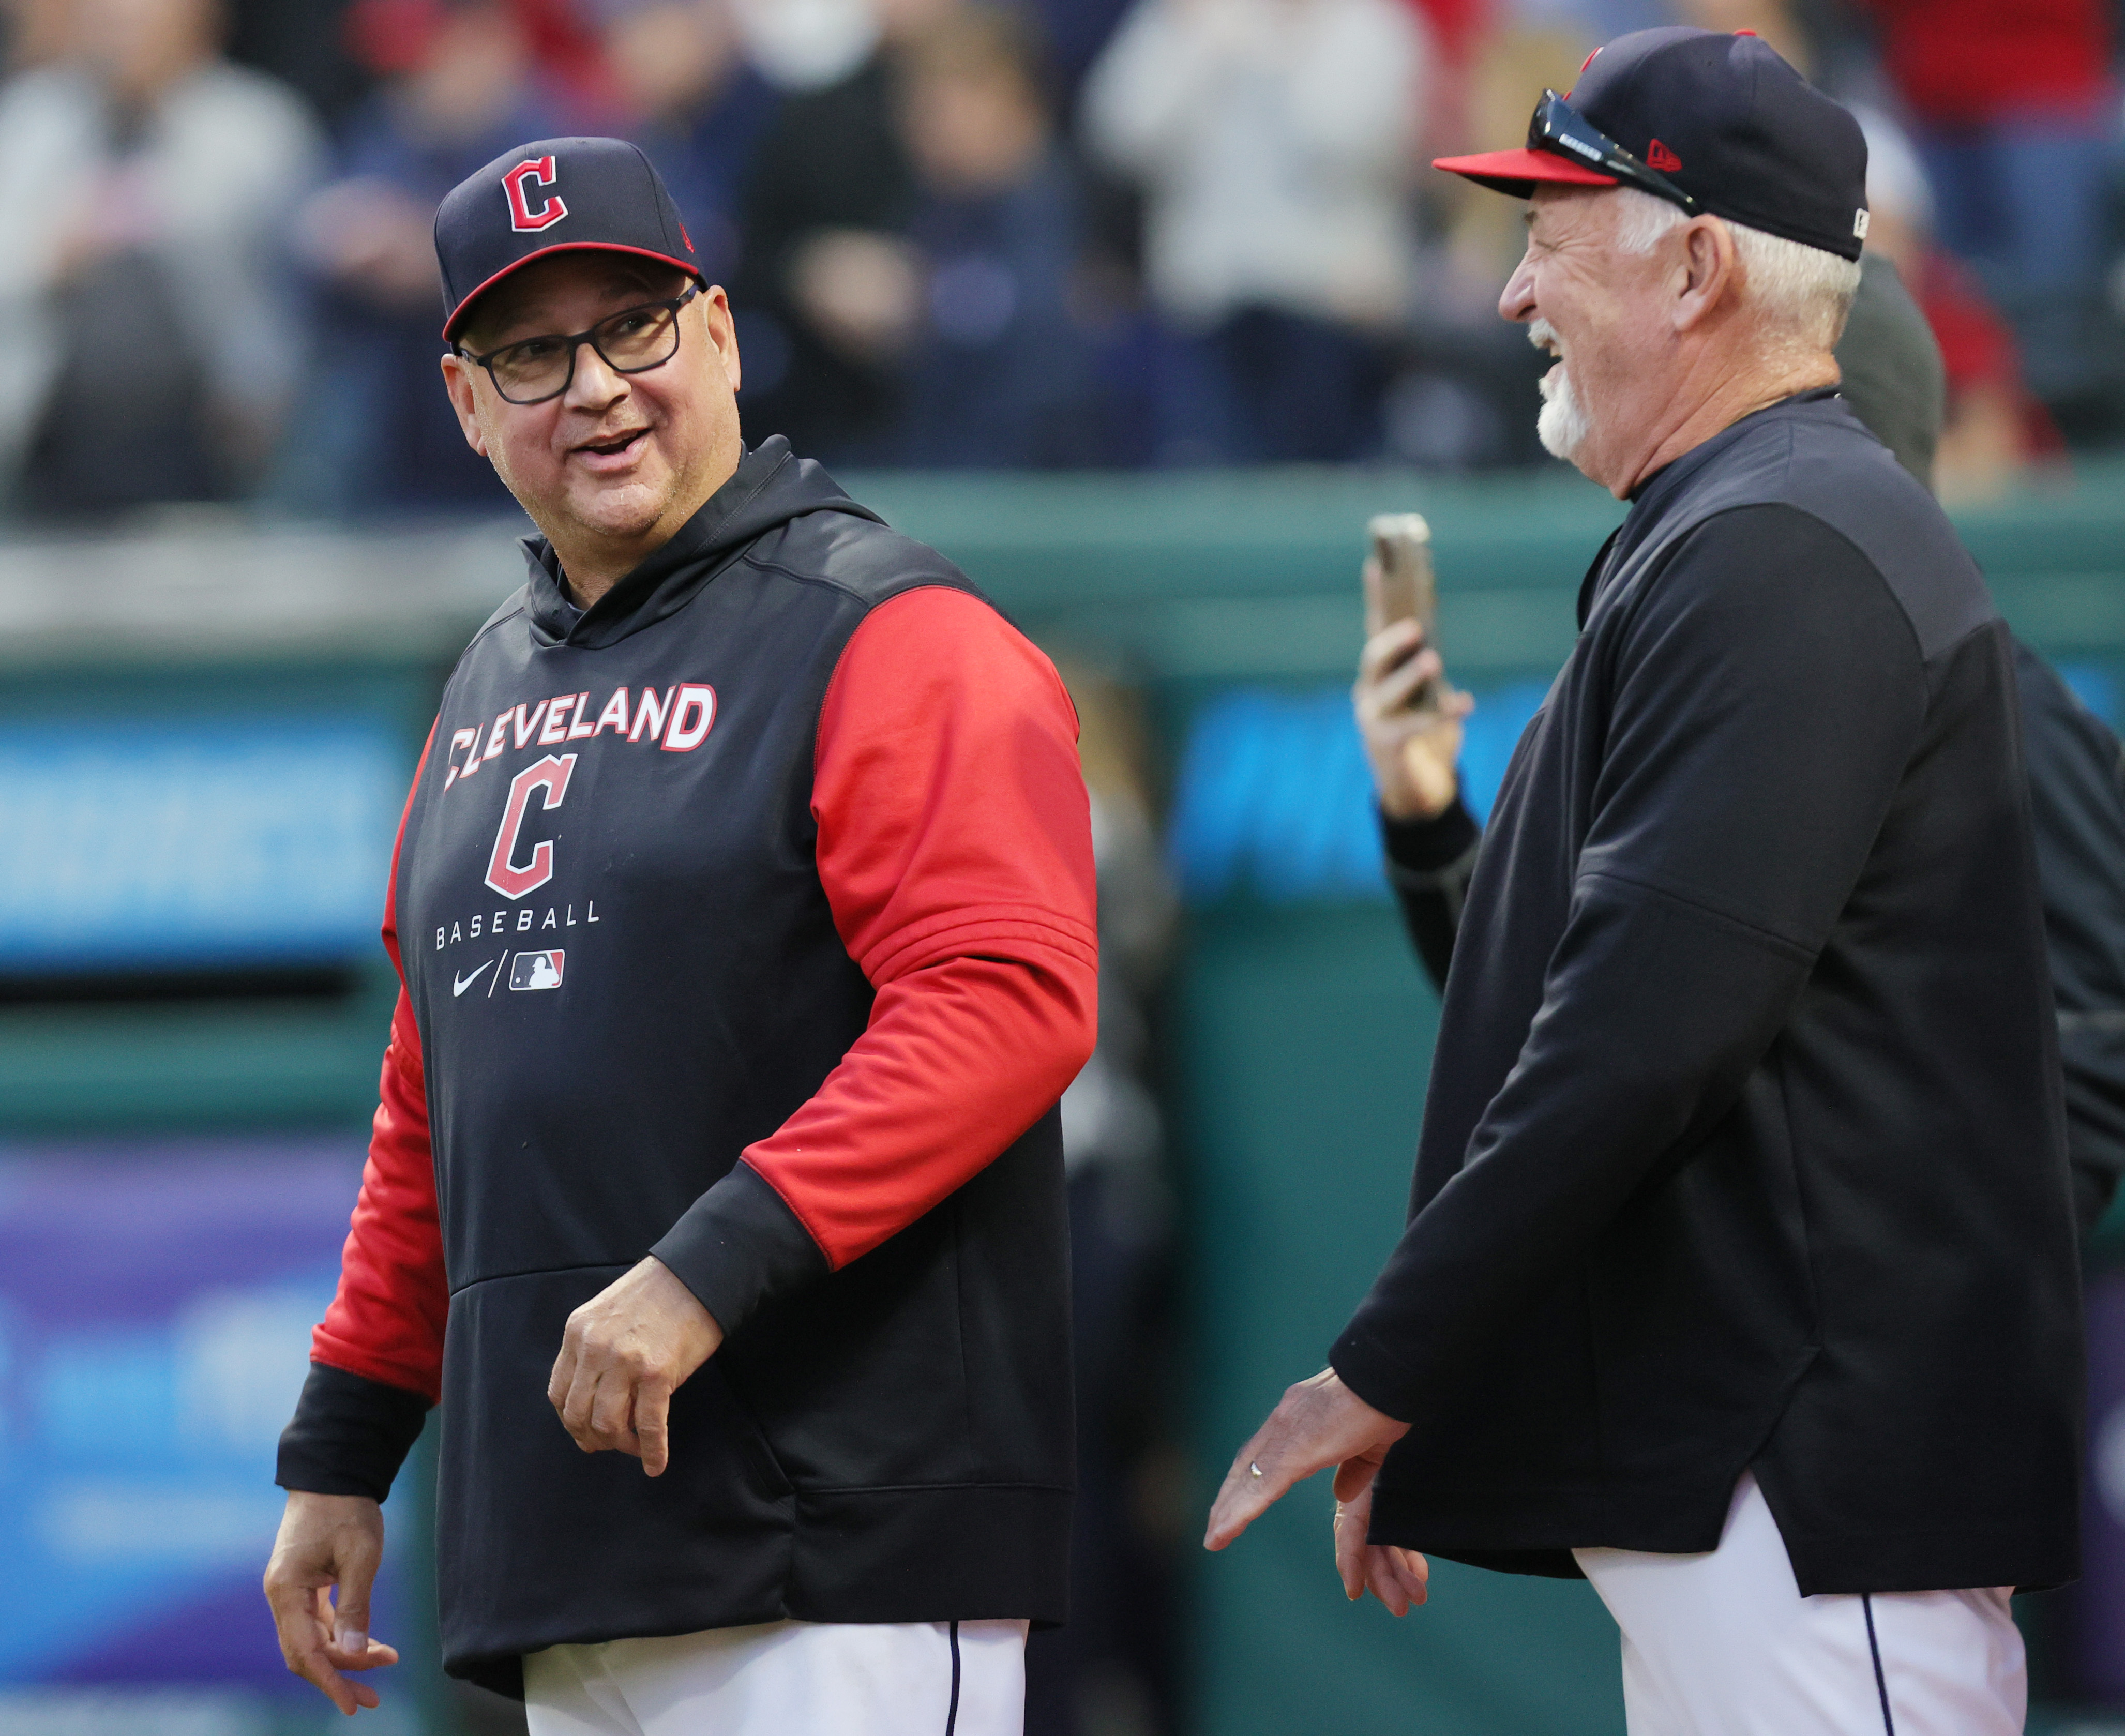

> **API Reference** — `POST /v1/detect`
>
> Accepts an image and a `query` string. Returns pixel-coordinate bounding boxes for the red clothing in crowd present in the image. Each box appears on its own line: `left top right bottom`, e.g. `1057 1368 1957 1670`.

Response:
1917 246 2066 455
1402 0 1488 65
1861 0 2111 126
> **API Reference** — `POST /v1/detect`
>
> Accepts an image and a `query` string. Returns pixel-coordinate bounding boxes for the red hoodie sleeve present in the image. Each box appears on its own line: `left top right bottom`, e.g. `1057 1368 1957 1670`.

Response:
277 728 449 1500
652 585 1099 1334
309 986 446 1400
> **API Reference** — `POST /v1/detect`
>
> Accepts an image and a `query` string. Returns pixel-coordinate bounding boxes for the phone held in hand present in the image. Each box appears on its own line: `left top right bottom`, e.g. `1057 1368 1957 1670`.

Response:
1368 511 1441 711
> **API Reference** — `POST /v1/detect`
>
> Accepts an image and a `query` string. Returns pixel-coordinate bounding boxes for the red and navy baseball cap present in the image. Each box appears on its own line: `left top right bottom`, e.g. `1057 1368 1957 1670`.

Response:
1435 27 1871 261
434 136 704 342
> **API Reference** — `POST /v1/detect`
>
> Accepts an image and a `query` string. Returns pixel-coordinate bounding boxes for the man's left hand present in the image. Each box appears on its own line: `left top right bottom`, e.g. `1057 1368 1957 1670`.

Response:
1203 1369 1429 1614
548 1257 723 1476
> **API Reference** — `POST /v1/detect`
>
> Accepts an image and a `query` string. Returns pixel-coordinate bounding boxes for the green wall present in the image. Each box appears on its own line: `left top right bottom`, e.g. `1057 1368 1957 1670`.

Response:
1179 908 1625 1736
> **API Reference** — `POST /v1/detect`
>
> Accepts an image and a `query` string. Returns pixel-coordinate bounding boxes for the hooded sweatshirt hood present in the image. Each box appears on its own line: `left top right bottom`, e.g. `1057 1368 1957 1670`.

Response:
519 435 885 650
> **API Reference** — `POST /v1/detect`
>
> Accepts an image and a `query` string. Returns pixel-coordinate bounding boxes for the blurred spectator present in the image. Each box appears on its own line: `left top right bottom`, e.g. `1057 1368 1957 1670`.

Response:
1082 0 1427 464
1497 0 1667 42
278 0 557 515
1403 0 1484 68
602 1 779 284
1039 658 1181 1736
1857 106 2063 504
1022 0 1133 105
0 0 73 70
0 0 322 518
1386 19 1586 470
1392 0 1496 161
222 0 376 128
511 0 614 117
893 7 1109 465
730 0 880 92
1671 0 1811 76
731 0 958 461
1857 0 2114 305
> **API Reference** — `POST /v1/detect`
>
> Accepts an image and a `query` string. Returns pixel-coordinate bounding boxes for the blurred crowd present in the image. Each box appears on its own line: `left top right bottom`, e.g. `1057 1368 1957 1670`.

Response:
0 0 2118 517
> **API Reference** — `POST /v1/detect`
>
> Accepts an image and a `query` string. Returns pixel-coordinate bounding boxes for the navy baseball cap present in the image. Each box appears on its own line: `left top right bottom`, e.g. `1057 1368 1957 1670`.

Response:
434 137 704 341
1435 28 1871 261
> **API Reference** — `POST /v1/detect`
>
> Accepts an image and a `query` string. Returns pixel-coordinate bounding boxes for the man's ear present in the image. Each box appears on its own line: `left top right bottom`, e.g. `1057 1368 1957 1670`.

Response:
439 353 490 457
1673 215 1740 334
700 283 741 396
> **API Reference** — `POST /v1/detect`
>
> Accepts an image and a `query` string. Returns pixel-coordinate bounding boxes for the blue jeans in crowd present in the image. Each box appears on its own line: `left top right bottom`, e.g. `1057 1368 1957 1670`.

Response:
1918 108 2117 297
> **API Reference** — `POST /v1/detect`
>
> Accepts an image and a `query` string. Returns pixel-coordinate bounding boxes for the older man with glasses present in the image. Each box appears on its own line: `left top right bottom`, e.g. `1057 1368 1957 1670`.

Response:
260 137 1097 1736
1206 30 2079 1736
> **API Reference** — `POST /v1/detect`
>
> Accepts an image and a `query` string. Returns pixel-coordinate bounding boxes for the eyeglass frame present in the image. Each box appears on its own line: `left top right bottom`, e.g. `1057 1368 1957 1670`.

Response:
450 281 703 405
1527 89 1701 217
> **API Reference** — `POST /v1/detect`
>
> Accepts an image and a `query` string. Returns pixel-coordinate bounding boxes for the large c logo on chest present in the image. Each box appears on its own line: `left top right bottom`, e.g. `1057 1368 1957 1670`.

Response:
486 753 576 898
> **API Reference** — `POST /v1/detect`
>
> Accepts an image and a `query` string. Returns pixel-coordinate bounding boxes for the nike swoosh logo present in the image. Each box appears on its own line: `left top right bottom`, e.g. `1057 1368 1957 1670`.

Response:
453 961 493 997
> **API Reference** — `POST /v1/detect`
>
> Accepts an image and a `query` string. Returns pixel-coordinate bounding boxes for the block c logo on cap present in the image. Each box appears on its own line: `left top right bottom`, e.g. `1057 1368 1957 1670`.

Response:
502 156 568 233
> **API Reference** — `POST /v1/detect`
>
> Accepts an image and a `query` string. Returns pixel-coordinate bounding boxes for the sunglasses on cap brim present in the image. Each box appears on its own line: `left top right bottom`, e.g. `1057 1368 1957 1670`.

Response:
1529 89 1701 217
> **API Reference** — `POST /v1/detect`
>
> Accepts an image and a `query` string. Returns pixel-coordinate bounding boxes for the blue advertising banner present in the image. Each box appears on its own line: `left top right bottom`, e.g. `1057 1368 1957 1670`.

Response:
1166 663 2125 908
1166 680 1551 904
0 719 403 970
0 1139 401 1693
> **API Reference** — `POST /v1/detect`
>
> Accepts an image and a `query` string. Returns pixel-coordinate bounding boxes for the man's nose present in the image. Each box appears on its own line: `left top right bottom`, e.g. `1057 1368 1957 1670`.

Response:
566 339 628 411
1499 251 1538 324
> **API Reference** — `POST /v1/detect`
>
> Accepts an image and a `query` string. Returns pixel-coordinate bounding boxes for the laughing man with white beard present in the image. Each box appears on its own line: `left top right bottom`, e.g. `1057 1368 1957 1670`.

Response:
1200 28 2081 1736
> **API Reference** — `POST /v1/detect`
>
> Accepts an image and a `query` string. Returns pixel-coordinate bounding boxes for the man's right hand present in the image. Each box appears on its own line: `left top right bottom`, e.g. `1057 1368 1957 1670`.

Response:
1355 558 1474 821
263 1492 400 1716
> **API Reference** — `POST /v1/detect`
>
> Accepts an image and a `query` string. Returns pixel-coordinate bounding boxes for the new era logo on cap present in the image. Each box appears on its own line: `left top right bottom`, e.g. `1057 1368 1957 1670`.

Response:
1647 139 1683 172
433 137 703 340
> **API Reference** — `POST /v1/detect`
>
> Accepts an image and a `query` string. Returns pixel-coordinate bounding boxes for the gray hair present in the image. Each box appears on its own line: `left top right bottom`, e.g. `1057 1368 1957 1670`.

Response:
1611 187 1861 353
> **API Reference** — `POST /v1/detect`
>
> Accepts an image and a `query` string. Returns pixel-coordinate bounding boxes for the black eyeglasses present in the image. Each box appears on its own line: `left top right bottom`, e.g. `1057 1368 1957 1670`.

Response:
1528 89 1700 217
454 283 701 405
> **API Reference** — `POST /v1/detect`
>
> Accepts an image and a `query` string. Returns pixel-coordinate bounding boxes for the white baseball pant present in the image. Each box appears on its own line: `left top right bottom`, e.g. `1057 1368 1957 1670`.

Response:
523 1617 1028 1736
1575 1473 2025 1735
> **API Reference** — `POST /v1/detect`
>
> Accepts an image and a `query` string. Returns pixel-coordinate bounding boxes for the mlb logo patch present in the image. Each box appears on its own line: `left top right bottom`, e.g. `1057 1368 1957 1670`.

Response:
511 950 565 990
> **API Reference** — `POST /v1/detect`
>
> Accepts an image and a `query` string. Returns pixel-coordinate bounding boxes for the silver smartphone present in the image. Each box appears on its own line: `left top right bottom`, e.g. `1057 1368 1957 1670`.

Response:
1368 511 1441 709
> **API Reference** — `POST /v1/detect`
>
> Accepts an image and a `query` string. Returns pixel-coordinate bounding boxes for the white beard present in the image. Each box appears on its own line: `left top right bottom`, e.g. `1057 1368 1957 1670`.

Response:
1530 320 1590 461
1536 359 1591 461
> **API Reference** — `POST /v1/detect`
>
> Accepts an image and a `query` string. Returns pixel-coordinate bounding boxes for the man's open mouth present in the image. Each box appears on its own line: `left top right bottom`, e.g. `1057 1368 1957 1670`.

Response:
577 430 648 459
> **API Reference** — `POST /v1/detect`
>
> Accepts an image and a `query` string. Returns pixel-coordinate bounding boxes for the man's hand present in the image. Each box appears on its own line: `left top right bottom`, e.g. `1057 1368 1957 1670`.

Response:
548 1256 723 1476
1203 1369 1428 1615
1331 1440 1431 1617
263 1492 400 1715
1355 557 1474 821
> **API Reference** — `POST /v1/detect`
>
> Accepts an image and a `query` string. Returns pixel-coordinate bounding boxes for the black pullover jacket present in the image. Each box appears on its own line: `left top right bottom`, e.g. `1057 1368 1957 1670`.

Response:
1334 393 2083 1595
1390 652 2125 1240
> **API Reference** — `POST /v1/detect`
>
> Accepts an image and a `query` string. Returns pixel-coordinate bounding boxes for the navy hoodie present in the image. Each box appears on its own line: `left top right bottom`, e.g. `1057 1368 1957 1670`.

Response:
279 439 1098 1693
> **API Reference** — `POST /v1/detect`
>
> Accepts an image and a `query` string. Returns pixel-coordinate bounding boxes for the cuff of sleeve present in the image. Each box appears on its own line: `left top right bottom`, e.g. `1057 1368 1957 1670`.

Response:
1379 797 1480 875
276 1362 431 1501
652 1160 831 1341
1329 1325 1420 1426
